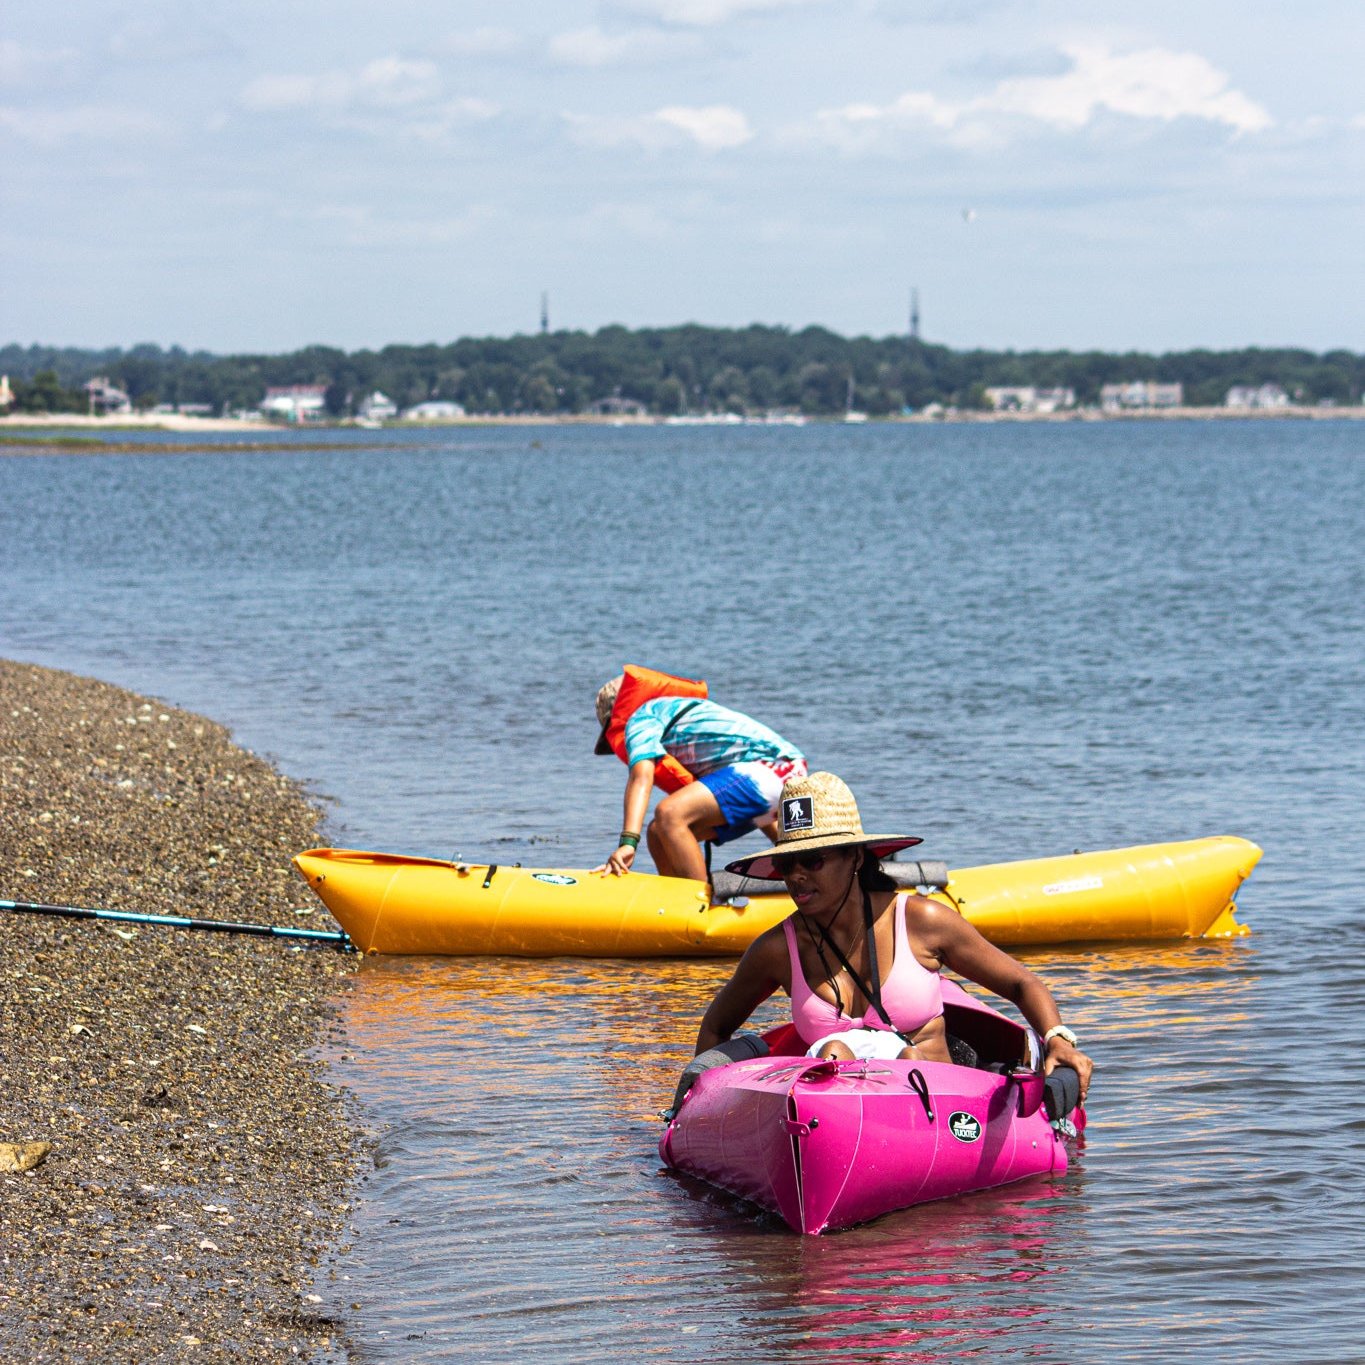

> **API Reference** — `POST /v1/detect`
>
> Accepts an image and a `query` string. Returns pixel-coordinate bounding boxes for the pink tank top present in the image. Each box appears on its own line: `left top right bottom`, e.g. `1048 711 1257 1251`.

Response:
782 894 944 1045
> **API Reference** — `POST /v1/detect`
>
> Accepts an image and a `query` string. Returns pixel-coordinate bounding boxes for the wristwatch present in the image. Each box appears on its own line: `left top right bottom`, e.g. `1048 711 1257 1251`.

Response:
1043 1024 1079 1047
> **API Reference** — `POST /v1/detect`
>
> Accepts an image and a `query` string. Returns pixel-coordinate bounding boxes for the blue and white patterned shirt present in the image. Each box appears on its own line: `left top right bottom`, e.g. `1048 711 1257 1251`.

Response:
623 698 802 776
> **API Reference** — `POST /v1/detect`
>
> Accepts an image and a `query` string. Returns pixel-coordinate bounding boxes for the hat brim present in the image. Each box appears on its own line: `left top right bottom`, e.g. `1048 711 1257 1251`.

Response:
594 726 612 755
725 832 922 882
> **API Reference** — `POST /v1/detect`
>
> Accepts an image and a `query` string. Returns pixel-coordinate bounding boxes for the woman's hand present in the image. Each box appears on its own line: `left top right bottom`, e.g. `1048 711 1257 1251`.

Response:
905 896 1094 1104
1043 1035 1093 1102
593 843 637 876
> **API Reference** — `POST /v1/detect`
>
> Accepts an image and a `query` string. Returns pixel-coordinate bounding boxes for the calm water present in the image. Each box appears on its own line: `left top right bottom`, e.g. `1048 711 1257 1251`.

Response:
3 420 1363 1362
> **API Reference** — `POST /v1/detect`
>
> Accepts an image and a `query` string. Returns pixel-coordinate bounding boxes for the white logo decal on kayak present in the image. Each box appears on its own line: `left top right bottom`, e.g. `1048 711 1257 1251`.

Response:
782 797 814 832
532 873 578 886
948 1111 983 1143
1042 875 1103 896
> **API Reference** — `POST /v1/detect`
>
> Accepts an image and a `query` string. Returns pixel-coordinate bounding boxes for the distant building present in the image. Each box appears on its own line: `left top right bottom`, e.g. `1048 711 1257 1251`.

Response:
984 386 1076 413
1225 383 1289 410
1100 381 1184 412
0 375 13 409
587 395 648 417
357 391 398 421
84 376 132 415
401 400 467 421
152 402 216 417
260 384 327 422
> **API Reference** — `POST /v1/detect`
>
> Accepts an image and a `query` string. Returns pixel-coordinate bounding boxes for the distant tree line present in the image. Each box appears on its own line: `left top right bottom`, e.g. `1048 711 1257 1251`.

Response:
2 329 1361 417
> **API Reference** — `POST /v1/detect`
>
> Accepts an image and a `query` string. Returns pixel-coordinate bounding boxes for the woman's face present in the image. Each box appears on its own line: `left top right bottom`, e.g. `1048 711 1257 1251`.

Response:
778 846 859 918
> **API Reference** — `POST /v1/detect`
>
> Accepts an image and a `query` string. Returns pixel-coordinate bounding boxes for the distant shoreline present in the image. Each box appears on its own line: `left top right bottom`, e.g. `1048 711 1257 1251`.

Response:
2 404 1363 439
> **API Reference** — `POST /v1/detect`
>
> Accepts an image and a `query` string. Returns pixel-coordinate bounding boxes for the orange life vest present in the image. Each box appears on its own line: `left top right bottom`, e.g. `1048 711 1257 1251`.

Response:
605 664 708 793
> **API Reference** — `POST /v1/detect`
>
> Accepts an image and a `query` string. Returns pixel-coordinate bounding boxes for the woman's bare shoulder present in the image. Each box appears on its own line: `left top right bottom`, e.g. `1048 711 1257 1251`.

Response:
741 919 793 979
900 892 962 937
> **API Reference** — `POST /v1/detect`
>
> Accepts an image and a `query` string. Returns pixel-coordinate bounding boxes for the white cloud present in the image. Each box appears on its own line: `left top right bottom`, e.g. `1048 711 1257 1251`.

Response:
0 38 80 87
613 0 823 27
655 105 754 149
802 43 1272 152
0 103 165 147
237 58 500 146
240 58 442 114
565 104 753 152
992 44 1272 133
355 57 443 108
547 26 700 67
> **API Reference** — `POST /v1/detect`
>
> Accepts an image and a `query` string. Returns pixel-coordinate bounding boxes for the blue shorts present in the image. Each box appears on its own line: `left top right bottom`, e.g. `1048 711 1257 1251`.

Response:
699 758 808 845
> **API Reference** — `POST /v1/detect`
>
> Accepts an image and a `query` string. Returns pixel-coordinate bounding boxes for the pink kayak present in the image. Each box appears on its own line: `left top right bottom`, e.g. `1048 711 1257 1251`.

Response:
658 980 1085 1235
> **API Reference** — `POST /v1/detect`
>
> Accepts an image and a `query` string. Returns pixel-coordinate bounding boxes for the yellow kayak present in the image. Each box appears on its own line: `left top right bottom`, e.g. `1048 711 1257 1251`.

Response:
293 835 1261 957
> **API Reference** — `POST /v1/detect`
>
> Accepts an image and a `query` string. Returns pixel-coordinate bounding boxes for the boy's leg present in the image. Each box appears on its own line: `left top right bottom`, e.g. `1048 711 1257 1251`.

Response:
647 782 725 882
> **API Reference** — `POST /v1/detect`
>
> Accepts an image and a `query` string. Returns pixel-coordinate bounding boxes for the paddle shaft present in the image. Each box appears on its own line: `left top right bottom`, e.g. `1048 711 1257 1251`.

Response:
0 898 352 948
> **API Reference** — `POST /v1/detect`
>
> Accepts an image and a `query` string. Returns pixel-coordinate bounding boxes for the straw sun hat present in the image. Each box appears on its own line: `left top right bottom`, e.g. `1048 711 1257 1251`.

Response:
725 771 921 881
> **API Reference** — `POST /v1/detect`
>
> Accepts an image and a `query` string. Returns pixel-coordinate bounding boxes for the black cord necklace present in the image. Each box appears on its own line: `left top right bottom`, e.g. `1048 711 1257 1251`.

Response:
796 863 892 1024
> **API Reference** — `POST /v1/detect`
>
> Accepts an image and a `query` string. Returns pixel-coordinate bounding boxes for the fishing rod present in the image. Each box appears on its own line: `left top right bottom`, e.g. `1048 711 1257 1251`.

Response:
0 897 353 950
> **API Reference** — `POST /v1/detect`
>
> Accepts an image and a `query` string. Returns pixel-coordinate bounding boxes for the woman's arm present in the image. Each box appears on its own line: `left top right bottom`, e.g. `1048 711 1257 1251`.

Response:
911 898 1094 1100
694 933 786 1055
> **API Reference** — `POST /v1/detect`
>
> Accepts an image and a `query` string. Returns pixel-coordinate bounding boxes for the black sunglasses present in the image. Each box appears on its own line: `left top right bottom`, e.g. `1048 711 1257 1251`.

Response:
772 851 828 877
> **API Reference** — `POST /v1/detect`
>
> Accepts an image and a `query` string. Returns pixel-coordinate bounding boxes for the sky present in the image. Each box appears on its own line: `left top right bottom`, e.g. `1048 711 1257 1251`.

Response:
2 0 1362 354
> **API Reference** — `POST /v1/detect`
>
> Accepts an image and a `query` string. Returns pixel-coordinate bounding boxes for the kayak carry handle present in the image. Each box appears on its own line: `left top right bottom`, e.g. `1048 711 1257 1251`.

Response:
905 1068 934 1122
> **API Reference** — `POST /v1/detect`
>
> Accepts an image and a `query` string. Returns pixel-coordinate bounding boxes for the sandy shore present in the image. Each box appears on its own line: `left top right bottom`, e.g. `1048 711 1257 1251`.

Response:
0 660 361 1362
0 413 270 433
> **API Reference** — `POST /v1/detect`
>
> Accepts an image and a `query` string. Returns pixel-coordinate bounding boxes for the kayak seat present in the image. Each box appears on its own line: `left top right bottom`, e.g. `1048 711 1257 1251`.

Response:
947 1034 980 1068
942 999 1025 1072
710 869 778 900
709 860 949 903
883 859 950 890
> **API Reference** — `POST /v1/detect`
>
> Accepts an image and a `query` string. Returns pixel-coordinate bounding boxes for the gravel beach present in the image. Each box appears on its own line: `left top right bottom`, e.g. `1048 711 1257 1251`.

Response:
0 660 362 1362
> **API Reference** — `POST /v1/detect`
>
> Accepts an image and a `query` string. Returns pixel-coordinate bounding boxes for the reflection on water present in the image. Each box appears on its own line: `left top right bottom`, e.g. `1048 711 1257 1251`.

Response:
319 939 1281 1362
782 1187 1068 1364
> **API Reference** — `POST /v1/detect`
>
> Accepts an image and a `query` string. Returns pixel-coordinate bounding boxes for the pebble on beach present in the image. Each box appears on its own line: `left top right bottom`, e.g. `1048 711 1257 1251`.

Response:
0 660 362 1362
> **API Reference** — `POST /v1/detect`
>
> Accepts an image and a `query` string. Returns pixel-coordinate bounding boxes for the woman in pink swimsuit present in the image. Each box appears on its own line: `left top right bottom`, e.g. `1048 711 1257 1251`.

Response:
694 771 1093 1100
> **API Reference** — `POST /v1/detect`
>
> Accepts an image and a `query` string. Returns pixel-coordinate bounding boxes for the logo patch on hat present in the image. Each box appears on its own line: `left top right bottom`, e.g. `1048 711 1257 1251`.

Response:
782 797 814 833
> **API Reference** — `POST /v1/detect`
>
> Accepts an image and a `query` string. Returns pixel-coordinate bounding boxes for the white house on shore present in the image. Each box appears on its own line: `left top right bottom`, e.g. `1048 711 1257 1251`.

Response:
357 391 398 421
984 386 1076 413
1225 383 1290 410
401 400 467 420
84 376 132 415
260 384 327 422
1100 381 1184 411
